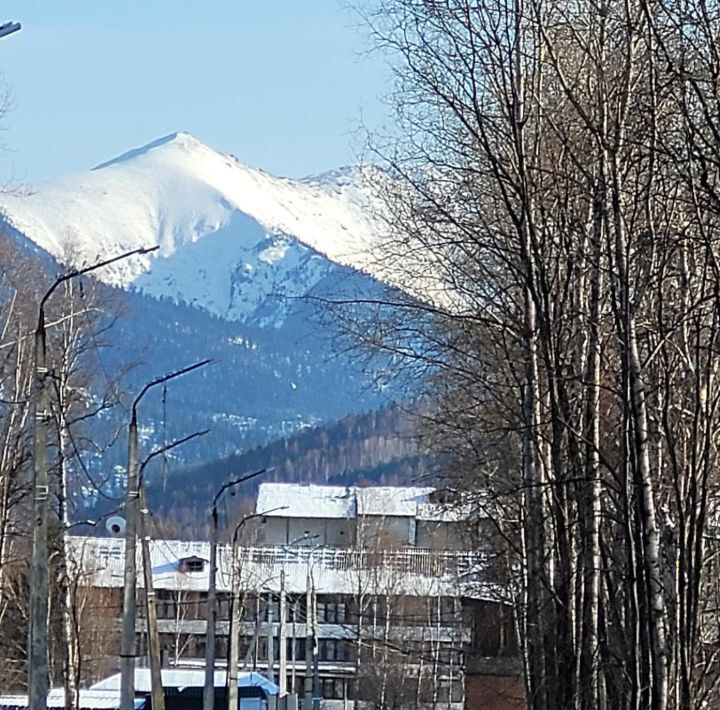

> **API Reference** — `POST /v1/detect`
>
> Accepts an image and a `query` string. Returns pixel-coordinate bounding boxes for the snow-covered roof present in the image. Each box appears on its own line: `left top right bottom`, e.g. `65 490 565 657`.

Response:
66 536 494 599
416 503 473 522
256 483 441 519
355 486 434 517
68 536 215 593
257 483 355 519
0 690 143 710
90 670 277 696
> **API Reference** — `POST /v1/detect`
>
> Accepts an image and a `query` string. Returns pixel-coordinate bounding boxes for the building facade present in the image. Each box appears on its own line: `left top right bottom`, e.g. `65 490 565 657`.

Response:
69 484 519 709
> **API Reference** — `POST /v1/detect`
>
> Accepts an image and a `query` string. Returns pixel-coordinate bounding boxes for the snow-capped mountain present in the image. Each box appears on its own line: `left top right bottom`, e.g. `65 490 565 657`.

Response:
0 134 404 489
0 131 385 324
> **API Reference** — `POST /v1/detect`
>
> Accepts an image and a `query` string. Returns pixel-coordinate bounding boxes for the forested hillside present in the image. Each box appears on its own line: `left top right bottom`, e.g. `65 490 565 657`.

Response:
146 403 433 520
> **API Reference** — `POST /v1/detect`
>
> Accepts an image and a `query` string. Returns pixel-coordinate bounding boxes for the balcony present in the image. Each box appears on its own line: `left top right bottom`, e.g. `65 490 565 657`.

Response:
68 536 503 600
239 546 487 578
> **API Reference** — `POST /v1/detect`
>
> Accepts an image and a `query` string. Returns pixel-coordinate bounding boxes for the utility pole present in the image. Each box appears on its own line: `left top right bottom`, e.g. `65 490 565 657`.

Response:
227 520 246 710
279 570 287 697
119 406 139 710
290 598 297 695
29 293 49 710
120 358 209 710
203 470 267 710
267 592 275 685
311 576 320 710
140 486 165 710
28 247 157 710
227 552 242 710
204 502 219 710
303 564 313 710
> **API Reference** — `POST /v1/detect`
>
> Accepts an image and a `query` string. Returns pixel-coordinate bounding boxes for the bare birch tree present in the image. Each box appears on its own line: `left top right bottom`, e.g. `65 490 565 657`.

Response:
349 0 720 707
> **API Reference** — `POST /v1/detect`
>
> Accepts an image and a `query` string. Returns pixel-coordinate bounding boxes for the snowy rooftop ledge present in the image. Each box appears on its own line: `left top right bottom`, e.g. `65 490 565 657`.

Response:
66 536 502 602
255 482 463 520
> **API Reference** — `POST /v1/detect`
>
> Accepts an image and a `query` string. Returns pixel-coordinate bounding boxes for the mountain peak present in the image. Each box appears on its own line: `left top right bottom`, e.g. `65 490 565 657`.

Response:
0 133 385 316
92 131 209 171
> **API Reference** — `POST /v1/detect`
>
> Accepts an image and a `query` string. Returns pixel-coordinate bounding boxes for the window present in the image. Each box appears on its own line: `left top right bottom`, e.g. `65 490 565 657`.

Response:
217 593 231 621
239 596 256 622
157 591 176 620
437 678 464 703
344 597 360 624
179 556 206 573
470 601 515 656
319 639 353 662
319 639 336 661
369 595 392 621
215 635 228 658
264 598 279 621
238 636 252 657
319 599 347 624
287 596 305 622
195 593 208 620
430 596 457 624
320 678 345 700
287 637 305 660
159 633 181 664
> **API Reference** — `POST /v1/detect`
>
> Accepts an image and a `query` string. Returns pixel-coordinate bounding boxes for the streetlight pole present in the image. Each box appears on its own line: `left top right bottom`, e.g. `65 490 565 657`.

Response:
303 561 313 710
28 246 157 710
120 359 211 710
139 486 165 710
203 470 267 710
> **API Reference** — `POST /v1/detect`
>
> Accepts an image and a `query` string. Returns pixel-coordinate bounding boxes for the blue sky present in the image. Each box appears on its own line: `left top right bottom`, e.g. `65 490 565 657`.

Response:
0 1 390 182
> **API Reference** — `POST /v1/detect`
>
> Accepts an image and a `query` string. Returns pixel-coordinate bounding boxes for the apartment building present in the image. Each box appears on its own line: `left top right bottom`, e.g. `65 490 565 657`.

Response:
69 483 519 710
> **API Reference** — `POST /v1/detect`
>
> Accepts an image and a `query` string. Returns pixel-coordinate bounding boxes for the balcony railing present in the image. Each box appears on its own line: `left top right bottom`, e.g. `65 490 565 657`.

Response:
237 546 486 578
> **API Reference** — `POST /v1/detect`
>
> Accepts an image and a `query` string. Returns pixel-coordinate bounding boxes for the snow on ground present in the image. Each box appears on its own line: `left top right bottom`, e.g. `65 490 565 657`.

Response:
0 132 386 320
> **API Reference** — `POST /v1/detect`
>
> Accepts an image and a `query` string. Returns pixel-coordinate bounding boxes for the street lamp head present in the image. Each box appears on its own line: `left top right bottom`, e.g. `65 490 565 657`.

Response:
0 22 21 39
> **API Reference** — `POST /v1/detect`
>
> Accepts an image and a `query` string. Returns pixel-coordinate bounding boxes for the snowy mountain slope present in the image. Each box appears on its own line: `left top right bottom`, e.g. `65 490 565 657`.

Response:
0 134 416 492
0 132 387 322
